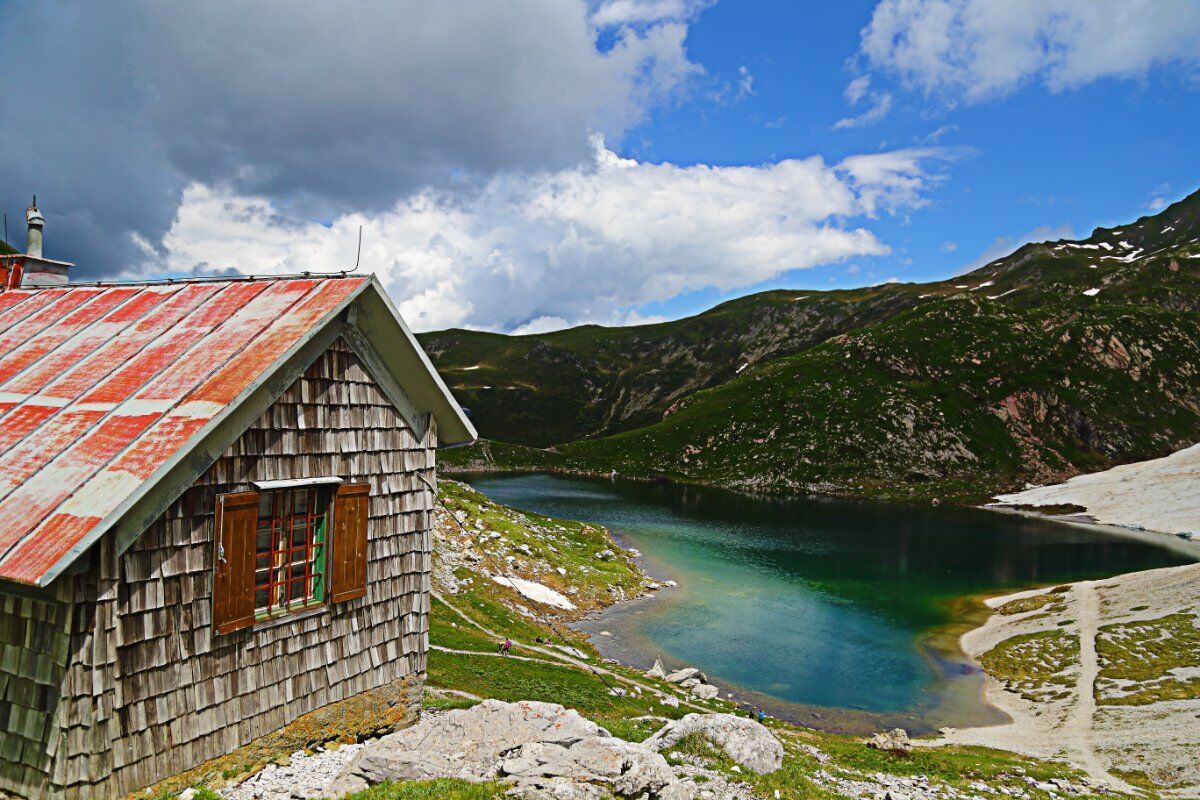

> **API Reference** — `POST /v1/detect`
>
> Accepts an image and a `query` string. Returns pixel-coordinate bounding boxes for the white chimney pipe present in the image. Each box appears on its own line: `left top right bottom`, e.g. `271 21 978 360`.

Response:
26 197 44 259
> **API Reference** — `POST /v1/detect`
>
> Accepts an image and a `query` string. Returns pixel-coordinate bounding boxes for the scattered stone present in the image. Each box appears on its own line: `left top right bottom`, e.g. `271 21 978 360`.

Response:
646 659 668 679
661 696 680 708
866 728 913 755
646 713 784 774
690 684 719 700
666 668 700 684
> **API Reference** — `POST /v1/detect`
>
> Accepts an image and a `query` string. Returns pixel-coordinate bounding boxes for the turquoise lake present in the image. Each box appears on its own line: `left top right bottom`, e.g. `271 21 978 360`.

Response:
463 473 1196 734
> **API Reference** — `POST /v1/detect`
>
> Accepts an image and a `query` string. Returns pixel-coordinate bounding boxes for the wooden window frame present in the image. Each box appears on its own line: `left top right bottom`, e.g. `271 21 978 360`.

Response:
213 480 371 634
252 486 331 621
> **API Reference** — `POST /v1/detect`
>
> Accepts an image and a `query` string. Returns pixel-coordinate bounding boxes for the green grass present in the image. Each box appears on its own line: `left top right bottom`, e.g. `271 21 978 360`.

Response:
437 479 643 611
979 630 1079 702
334 779 508 800
1095 612 1200 705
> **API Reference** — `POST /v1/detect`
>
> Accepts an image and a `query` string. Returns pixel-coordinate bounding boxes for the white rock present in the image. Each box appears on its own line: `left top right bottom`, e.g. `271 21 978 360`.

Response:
665 668 700 684
646 659 667 679
646 713 784 774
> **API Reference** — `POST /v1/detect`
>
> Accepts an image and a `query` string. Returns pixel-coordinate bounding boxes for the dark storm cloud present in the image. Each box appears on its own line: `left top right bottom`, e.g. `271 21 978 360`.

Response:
0 0 695 277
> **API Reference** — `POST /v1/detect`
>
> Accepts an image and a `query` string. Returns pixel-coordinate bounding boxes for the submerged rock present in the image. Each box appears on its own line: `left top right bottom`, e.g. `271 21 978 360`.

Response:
646 713 784 774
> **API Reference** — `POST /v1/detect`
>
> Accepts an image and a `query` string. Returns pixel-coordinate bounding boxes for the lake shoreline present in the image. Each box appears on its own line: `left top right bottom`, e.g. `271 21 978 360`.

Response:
462 472 1193 745
587 499 1199 741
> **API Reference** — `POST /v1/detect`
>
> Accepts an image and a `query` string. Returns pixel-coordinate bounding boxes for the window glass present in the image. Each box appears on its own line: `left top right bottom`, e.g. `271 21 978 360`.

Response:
253 486 329 618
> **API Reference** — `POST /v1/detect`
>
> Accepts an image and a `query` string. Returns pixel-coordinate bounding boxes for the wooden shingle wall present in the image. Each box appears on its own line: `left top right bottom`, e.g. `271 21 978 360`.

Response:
2 338 435 799
0 586 73 797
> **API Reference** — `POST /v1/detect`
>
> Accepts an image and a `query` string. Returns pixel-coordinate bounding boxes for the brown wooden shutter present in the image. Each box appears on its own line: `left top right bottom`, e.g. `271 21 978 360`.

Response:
330 482 370 603
212 491 259 635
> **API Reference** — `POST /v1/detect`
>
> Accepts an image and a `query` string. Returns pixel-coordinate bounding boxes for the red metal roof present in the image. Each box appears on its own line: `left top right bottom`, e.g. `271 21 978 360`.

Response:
0 276 368 585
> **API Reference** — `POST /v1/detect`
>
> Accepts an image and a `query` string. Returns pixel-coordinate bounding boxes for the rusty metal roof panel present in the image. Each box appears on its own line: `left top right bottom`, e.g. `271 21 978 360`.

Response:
0 276 369 585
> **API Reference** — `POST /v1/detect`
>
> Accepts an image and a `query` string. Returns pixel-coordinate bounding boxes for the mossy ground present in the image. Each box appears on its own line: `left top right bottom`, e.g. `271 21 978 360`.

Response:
1095 611 1200 705
979 630 1079 702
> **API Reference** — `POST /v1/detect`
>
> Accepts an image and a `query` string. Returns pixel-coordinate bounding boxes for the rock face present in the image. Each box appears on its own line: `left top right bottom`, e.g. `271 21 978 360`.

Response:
646 713 784 774
646 659 668 679
329 700 694 799
867 728 913 754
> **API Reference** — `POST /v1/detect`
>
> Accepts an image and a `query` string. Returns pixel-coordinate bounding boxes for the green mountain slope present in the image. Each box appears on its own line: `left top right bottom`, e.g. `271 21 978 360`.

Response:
0 239 16 255
421 285 934 446
440 189 1200 502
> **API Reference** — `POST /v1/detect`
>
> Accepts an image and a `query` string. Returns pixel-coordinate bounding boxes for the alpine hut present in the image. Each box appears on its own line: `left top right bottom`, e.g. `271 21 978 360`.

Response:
0 204 476 799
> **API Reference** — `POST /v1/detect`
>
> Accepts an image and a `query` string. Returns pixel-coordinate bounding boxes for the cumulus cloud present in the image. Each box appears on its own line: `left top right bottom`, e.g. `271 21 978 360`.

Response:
856 0 1200 102
0 0 701 276
161 141 957 332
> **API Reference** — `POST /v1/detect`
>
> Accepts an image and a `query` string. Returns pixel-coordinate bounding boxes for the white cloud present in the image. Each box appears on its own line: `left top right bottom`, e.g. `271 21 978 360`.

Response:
960 223 1075 273
590 0 711 26
1143 183 1173 211
737 66 756 100
857 0 1200 102
941 240 957 252
834 73 892 129
160 141 956 332
834 93 893 129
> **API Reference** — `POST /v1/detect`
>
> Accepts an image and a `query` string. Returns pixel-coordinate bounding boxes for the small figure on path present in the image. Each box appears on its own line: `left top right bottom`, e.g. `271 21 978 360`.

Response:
757 709 765 724
499 638 512 655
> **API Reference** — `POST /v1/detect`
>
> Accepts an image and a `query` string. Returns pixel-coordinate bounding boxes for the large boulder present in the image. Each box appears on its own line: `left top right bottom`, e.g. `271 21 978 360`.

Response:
502 736 678 798
866 728 912 754
665 667 701 684
646 659 668 679
330 700 608 792
645 713 784 774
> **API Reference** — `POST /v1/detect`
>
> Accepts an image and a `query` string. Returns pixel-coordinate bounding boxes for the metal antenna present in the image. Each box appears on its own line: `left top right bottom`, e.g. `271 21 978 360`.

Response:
3 213 7 246
346 225 363 274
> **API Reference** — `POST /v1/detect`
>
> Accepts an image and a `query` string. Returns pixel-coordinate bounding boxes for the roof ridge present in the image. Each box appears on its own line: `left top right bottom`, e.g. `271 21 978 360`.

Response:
25 272 365 289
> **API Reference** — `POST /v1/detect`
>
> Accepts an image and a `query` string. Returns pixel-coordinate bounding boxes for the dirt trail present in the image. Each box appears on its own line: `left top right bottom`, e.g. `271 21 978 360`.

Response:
1069 583 1137 794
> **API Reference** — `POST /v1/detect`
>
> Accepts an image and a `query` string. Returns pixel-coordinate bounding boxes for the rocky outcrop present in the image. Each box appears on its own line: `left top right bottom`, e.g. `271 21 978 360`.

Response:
867 728 913 754
326 701 696 799
645 713 784 774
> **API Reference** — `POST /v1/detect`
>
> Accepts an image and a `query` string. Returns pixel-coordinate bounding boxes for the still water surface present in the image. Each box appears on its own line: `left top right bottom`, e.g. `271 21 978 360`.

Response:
464 473 1194 732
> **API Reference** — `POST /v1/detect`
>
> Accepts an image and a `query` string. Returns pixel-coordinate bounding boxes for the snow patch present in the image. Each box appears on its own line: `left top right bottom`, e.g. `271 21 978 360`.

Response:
461 365 482 371
1082 288 1101 297
492 575 577 610
971 281 995 291
994 442 1200 536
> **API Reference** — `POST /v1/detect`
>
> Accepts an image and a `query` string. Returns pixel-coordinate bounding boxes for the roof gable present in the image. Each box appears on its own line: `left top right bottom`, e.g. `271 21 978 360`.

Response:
0 275 474 586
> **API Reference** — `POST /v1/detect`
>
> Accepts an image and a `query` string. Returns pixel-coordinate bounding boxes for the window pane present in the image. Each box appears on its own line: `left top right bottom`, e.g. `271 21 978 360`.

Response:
252 486 329 615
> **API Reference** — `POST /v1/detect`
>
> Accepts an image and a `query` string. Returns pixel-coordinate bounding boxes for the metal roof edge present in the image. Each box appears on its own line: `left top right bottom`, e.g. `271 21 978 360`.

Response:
356 274 478 447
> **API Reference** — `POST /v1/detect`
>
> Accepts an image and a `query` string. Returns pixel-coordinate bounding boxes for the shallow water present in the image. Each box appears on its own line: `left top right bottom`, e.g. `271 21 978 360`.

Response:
462 473 1194 733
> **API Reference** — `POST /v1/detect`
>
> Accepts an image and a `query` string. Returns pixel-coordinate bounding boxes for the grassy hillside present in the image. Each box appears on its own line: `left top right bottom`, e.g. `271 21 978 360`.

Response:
441 190 1200 502
0 239 16 255
420 285 932 446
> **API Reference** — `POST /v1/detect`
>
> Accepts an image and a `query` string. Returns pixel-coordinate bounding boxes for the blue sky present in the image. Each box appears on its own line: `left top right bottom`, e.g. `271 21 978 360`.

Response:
624 0 1200 320
2 0 1198 332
